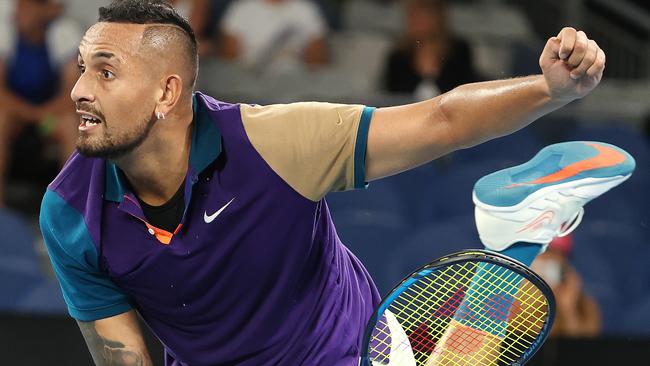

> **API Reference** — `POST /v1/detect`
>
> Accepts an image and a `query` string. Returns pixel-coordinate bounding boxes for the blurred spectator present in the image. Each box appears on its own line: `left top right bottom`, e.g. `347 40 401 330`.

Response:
218 0 329 74
531 235 602 338
58 0 106 29
0 0 81 205
169 0 218 57
313 0 343 30
383 0 480 100
61 0 221 57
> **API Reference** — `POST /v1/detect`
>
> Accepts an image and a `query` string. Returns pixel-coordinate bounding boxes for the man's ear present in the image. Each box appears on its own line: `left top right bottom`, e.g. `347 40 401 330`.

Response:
155 74 183 117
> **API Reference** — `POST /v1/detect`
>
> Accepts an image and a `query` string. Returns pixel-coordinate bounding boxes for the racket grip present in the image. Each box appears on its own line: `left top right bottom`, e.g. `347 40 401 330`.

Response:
499 242 543 266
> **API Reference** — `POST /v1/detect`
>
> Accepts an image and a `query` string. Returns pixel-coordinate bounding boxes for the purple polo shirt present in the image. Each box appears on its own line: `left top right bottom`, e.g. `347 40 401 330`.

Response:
39 92 380 365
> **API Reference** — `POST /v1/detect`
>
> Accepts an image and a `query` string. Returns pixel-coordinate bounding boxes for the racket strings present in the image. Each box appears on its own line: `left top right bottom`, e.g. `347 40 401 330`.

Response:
371 263 486 361
413 265 524 364
395 277 547 365
440 268 548 365
367 261 550 366
396 264 521 347
369 266 466 362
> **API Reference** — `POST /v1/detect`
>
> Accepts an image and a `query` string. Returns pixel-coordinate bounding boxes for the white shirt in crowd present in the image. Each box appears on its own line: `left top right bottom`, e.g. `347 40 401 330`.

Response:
221 0 327 73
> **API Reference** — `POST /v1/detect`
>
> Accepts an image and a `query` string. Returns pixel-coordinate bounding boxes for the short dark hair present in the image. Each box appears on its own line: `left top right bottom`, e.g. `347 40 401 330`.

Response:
98 0 198 89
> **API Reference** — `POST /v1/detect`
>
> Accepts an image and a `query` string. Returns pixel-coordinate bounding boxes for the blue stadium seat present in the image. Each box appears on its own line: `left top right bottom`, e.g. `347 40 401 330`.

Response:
403 160 521 225
387 216 481 283
327 178 410 228
379 162 441 226
420 163 496 222
586 185 645 225
569 234 619 334
0 208 37 258
14 279 67 314
331 209 410 296
450 128 545 168
0 208 54 312
620 296 650 336
0 269 43 310
392 130 543 225
572 220 650 334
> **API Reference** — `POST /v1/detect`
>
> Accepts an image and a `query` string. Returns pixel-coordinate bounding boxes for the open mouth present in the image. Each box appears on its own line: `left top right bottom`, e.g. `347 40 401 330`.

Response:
78 113 103 131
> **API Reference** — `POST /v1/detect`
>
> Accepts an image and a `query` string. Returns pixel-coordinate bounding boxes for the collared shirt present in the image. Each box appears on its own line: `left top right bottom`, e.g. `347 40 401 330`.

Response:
40 92 379 365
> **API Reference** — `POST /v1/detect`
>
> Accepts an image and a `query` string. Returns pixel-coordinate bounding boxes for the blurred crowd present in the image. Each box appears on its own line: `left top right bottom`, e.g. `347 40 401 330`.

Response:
0 0 483 211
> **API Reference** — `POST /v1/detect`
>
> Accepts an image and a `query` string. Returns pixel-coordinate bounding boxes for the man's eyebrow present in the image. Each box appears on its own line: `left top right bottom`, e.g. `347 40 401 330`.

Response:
92 51 117 61
78 50 120 62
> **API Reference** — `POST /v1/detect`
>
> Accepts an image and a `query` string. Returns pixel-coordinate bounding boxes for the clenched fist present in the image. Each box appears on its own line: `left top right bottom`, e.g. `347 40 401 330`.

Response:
540 27 605 102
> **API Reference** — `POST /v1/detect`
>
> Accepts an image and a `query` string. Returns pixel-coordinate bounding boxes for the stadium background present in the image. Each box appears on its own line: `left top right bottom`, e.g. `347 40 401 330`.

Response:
1 0 649 364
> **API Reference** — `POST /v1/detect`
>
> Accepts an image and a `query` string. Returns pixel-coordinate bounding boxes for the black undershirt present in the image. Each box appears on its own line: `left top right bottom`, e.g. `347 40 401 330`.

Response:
139 183 185 233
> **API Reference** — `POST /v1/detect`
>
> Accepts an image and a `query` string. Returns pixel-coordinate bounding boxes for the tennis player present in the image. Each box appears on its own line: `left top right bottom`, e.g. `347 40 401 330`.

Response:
39 0 608 365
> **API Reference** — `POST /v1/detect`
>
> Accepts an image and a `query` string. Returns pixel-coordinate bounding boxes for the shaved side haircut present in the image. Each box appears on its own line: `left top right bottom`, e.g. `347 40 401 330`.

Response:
98 0 199 90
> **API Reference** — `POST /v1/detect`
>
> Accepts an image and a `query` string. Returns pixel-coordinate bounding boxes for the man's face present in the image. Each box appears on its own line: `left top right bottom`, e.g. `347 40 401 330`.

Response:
71 22 159 159
406 7 444 41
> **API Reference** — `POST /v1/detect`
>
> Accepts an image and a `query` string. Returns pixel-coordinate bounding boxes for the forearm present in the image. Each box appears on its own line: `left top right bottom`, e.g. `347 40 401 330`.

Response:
439 75 567 150
77 314 153 366
366 76 566 180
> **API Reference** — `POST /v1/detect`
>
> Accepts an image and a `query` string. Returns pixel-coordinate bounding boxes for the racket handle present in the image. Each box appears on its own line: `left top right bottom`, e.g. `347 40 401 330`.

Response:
499 242 544 266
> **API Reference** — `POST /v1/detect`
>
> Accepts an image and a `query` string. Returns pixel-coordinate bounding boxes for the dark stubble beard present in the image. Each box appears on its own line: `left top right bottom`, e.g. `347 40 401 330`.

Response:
77 116 157 160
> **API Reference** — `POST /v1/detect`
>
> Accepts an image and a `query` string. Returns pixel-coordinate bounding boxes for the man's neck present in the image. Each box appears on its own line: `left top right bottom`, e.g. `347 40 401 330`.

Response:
115 109 194 207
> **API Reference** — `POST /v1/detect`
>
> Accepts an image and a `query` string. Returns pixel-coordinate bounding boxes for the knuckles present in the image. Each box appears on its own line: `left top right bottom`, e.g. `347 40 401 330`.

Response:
573 41 588 54
561 26 577 34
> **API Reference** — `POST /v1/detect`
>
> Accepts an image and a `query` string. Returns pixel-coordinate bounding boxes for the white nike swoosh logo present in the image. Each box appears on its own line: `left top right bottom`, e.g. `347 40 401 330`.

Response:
204 198 235 223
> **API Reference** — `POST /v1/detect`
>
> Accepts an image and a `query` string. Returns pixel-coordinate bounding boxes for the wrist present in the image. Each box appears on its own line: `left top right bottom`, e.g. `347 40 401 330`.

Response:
535 75 552 99
540 74 578 105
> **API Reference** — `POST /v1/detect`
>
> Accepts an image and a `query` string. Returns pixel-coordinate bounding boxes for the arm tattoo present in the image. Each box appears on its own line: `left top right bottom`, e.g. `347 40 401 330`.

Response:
78 321 146 366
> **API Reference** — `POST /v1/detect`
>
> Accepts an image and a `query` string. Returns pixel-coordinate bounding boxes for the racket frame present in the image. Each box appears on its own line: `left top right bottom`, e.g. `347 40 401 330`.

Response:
359 249 556 366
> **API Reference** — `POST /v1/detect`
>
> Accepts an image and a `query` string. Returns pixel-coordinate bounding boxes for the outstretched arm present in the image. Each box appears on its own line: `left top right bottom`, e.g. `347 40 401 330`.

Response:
366 27 605 181
77 310 153 366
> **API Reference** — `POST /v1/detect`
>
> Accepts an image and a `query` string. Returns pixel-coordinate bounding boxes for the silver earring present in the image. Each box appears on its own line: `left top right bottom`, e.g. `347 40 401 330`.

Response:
156 111 165 120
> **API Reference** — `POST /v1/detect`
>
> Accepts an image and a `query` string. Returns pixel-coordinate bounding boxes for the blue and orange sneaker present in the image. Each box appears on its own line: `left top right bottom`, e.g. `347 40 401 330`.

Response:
473 141 635 253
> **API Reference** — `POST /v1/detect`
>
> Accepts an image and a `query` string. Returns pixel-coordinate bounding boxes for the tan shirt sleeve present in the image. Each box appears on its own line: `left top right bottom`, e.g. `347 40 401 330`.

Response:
240 102 375 201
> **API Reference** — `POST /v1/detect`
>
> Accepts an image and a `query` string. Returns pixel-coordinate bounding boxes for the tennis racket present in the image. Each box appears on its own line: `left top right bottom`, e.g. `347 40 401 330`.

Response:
360 249 555 366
